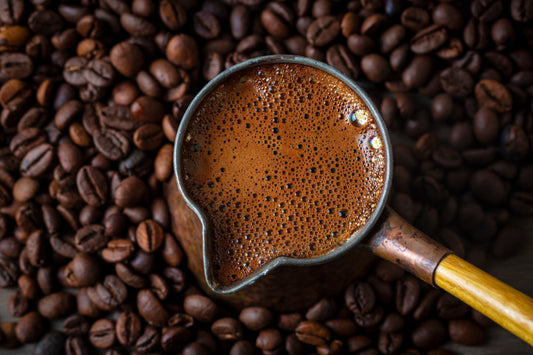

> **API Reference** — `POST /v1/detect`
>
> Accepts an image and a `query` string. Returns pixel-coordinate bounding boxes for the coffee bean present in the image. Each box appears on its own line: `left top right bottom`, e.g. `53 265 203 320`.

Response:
160 0 187 31
133 123 164 151
0 53 33 81
402 56 433 89
38 292 75 319
89 319 116 349
135 219 164 253
261 2 294 38
65 336 90 355
475 79 513 113
239 307 274 331
35 331 65 355
411 25 448 54
411 318 446 349
295 320 331 346
137 289 169 326
15 311 44 343
432 3 464 31
491 224 525 258
345 282 376 314
211 317 244 341
93 129 130 161
401 7 429 32
378 331 403 354
120 13 156 37
361 54 391 83
511 0 533 22
184 294 219 323
166 34 198 70
193 11 221 39
110 42 144 77
437 294 470 320
305 298 337 321
0 256 19 287
8 289 29 317
307 16 340 47
440 67 474 97
256 328 283 353
396 276 420 316
75 224 107 254
63 314 90 337
326 44 359 78
325 318 358 337
448 319 485 346
470 170 507 206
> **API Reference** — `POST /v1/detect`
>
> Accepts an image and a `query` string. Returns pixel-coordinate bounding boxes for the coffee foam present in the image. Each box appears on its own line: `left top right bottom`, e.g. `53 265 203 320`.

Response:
181 63 386 285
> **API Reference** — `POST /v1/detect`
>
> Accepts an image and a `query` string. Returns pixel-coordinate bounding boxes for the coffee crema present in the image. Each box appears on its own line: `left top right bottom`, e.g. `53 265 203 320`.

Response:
181 62 386 285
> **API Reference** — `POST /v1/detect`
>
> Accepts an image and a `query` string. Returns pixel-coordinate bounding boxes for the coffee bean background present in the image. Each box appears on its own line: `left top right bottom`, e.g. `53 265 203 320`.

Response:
0 0 531 354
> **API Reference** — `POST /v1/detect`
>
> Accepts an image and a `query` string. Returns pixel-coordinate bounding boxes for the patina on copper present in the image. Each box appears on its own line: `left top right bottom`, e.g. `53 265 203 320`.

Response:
365 207 452 285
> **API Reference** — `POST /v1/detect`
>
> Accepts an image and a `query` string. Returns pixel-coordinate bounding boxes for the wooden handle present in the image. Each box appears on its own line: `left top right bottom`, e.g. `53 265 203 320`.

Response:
434 254 533 346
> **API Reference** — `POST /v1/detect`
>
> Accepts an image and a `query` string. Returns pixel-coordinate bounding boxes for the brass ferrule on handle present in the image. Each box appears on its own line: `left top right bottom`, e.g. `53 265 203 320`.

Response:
366 207 452 285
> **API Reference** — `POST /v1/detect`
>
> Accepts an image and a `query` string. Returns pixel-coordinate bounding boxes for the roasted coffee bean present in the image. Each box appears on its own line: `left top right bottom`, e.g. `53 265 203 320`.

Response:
440 67 474 97
470 170 507 206
239 306 274 331
137 289 169 326
325 318 358 337
261 2 294 38
396 276 420 315
0 256 19 287
35 331 65 355
15 311 44 343
491 224 525 259
63 314 90 337
402 56 433 89
110 42 144 77
411 318 446 349
401 7 430 32
8 289 29 317
20 143 54 178
166 34 198 70
472 0 503 22
0 53 33 81
305 298 337 321
38 292 75 319
475 79 513 113
65 336 90 355
307 16 340 47
136 219 164 253
411 25 448 54
436 294 469 321
76 166 108 206
93 129 130 161
75 224 107 253
326 44 359 78
256 328 283 353
160 0 187 31
89 318 116 349
193 11 221 39
378 331 403 354
295 320 331 346
115 311 142 346
211 317 244 341
184 294 219 323
84 59 115 87
89 275 127 311
361 54 391 83
345 282 375 314
448 319 485 346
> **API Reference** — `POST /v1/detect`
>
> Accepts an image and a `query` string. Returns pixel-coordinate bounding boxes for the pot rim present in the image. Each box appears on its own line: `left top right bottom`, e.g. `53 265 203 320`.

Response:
173 55 393 294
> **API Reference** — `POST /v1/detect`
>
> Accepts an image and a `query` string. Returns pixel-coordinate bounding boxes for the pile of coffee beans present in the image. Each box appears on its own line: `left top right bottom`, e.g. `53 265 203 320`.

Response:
0 0 531 354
